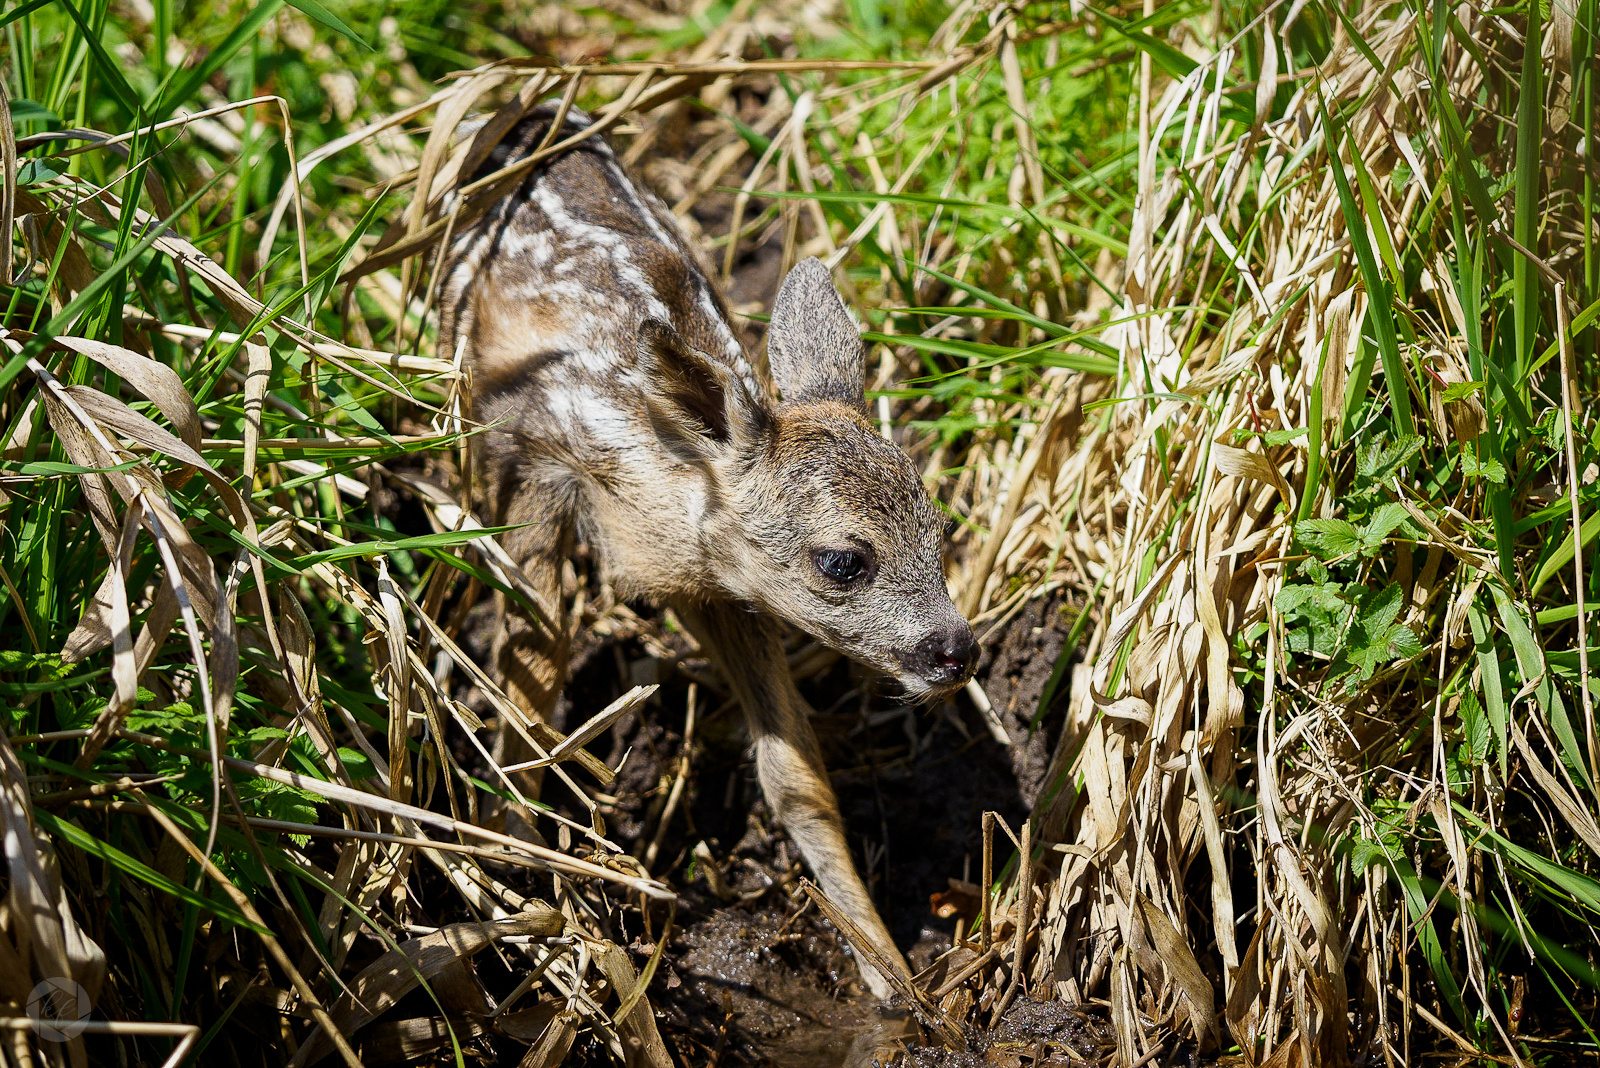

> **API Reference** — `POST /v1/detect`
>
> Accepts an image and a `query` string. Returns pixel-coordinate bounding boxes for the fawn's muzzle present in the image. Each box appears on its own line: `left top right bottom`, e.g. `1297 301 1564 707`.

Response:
904 622 979 688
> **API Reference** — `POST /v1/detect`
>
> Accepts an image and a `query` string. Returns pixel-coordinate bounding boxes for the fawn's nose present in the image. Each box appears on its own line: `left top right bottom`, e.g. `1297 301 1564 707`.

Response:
909 622 979 687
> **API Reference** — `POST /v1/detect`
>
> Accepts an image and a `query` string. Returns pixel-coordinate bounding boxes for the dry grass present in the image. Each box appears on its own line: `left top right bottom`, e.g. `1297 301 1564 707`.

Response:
955 5 1600 1066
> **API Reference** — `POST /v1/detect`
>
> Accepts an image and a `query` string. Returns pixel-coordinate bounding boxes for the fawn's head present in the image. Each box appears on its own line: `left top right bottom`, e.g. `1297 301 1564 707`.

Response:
637 258 977 696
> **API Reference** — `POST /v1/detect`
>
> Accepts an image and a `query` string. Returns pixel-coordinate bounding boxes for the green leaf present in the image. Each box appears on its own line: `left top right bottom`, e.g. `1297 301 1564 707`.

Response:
1323 103 1413 437
1091 7 1199 80
1355 434 1423 484
1347 832 1398 875
1439 379 1485 403
1276 580 1353 658
49 0 144 117
1456 810 1600 920
1459 452 1506 483
337 747 377 780
282 526 517 572
156 0 286 119
1264 426 1309 446
1532 510 1600 596
1296 518 1362 559
283 0 371 47
1360 503 1413 549
1466 601 1509 777
7 98 57 125
1490 584 1592 789
1345 584 1423 680
1459 687 1490 767
34 811 264 932
1367 842 1467 1023
13 459 143 477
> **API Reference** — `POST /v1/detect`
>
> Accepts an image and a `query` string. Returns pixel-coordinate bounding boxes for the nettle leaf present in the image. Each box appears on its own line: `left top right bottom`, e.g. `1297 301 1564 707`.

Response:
1439 379 1485 403
1537 410 1566 453
1347 832 1400 875
128 700 201 734
60 697 104 731
1297 518 1362 559
1265 426 1310 446
255 780 322 827
1277 581 1354 657
1356 434 1423 485
1345 583 1424 680
1459 688 1490 766
0 650 67 675
1362 502 1414 548
1460 452 1507 483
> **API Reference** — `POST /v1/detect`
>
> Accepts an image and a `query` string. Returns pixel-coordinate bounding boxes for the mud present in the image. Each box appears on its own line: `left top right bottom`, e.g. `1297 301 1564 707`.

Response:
545 599 1082 1066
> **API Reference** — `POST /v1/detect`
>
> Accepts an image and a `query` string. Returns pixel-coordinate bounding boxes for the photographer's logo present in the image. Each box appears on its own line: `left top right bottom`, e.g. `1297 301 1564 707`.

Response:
26 978 90 1042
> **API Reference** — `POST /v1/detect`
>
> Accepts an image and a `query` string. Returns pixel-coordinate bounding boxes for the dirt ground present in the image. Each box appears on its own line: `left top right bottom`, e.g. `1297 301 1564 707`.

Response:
476 586 1114 1066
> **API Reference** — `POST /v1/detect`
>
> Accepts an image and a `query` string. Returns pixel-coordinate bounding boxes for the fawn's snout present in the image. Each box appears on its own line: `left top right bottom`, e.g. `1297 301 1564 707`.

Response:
903 621 980 689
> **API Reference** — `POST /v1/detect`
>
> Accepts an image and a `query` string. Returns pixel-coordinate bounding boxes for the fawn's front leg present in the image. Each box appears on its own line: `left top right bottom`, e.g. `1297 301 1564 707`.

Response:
481 452 577 818
676 600 912 1000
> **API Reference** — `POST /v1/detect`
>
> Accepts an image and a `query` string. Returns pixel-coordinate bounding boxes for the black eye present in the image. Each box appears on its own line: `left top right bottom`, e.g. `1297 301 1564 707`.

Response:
814 548 869 584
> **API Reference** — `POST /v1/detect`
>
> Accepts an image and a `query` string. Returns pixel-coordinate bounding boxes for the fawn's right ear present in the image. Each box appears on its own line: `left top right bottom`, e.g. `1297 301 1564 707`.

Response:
637 319 770 461
766 257 866 412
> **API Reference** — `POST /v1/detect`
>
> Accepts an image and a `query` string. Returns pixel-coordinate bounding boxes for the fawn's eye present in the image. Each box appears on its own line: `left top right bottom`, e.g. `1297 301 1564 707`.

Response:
814 548 870 585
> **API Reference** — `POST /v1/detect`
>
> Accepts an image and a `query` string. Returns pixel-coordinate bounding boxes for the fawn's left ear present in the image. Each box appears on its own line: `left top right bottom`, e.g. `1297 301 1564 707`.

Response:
766 258 866 412
637 319 770 459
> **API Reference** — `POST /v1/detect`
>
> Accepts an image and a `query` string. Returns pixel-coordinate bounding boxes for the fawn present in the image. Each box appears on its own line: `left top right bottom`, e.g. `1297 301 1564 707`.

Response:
438 102 978 998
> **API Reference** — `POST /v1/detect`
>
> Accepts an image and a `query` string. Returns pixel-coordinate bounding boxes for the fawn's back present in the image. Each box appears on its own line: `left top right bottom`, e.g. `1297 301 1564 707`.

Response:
439 106 760 602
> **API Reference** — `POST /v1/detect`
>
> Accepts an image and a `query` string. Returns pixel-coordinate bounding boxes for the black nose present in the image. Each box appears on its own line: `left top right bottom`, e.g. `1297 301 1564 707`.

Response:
915 623 978 686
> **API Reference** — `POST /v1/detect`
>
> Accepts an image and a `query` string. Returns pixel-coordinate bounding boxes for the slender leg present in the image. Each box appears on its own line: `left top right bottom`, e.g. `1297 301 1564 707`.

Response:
480 450 575 813
676 600 911 999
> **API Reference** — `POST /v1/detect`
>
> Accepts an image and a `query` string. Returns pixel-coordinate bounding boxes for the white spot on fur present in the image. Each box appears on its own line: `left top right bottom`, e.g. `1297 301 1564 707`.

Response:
531 184 673 323
497 225 553 266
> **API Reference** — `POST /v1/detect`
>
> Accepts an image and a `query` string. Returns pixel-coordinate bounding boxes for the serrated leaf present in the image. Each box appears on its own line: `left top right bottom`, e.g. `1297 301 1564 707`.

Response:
1460 452 1506 483
1343 584 1422 680
1348 833 1395 875
1356 434 1423 481
1264 426 1310 446
1297 518 1362 559
1276 581 1353 658
1440 379 1485 403
1359 582 1407 632
1460 688 1490 766
1361 502 1414 549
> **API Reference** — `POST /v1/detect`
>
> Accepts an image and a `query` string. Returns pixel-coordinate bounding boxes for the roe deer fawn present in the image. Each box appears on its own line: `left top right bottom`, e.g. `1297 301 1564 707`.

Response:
439 102 978 998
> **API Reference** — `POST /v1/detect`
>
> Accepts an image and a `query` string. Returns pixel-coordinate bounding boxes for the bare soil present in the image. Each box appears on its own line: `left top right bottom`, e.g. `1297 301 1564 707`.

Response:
478 588 1097 1066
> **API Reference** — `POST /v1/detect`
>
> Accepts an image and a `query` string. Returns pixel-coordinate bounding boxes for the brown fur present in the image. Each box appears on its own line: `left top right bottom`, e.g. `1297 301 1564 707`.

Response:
440 102 978 997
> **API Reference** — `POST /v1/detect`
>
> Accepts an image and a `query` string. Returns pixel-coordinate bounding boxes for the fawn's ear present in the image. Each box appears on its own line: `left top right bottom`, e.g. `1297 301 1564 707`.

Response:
766 258 866 411
637 319 769 459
